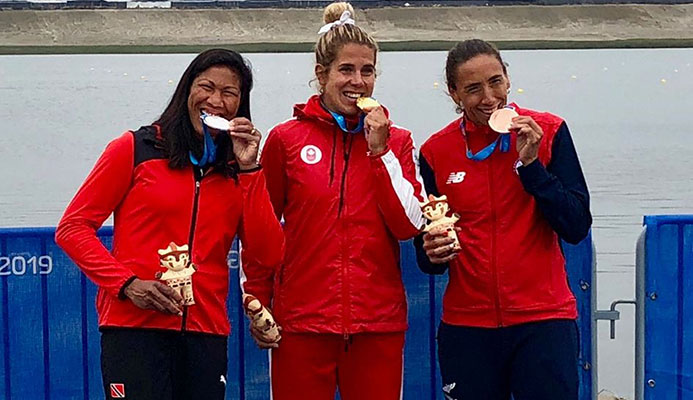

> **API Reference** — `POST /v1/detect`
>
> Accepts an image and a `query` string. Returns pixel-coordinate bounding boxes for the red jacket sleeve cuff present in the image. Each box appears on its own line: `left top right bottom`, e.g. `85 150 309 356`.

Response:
367 146 390 159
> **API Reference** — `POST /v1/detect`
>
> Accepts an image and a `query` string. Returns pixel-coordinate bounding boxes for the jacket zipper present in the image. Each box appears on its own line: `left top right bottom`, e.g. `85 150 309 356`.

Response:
488 155 503 327
337 132 354 217
338 132 353 339
329 130 337 186
181 167 204 332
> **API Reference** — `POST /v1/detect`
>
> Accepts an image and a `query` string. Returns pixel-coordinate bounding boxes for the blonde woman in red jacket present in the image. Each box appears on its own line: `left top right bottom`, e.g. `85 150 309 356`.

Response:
242 3 426 399
56 49 284 400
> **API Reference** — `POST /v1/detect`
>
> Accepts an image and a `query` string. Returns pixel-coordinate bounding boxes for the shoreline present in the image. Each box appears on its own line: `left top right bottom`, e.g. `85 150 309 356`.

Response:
3 39 693 55
1 5 693 54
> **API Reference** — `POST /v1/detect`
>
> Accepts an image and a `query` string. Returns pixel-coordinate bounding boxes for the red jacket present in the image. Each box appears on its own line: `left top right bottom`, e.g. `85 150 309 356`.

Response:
56 126 284 336
243 95 425 334
419 105 578 328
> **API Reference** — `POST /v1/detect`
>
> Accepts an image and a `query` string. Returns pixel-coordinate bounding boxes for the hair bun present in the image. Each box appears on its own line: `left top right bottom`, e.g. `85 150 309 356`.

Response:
323 2 355 24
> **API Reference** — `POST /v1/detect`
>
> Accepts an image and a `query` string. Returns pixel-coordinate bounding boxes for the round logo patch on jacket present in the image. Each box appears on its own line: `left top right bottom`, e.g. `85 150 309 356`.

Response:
300 145 322 165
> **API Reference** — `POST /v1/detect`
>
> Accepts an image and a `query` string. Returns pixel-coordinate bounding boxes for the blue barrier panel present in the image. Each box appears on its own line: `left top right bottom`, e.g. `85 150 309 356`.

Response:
563 233 595 400
226 239 243 400
401 241 435 399
0 227 593 399
643 215 693 400
6 234 48 399
46 236 84 399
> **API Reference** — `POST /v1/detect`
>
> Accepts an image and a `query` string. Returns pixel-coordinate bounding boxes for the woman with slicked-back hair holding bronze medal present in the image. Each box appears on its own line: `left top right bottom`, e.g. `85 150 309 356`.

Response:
416 39 592 400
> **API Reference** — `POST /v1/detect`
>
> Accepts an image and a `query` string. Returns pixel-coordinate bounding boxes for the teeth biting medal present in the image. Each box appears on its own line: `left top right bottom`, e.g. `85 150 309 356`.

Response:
201 112 231 131
356 97 380 112
488 107 519 133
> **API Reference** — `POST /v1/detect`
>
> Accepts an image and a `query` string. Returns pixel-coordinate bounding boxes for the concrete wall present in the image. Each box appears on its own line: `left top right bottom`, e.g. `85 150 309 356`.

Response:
1 4 692 51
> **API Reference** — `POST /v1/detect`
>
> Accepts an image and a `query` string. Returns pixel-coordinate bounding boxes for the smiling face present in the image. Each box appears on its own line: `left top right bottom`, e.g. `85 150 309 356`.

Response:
449 54 510 127
187 65 242 136
422 201 449 221
162 253 189 272
316 43 376 117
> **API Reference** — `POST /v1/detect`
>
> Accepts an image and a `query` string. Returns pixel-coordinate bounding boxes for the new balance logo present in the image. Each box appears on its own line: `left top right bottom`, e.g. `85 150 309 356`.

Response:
110 383 125 398
446 172 466 184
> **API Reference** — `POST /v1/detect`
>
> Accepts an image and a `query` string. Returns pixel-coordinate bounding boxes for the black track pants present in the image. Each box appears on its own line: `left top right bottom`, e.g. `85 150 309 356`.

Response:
437 319 579 400
101 329 228 400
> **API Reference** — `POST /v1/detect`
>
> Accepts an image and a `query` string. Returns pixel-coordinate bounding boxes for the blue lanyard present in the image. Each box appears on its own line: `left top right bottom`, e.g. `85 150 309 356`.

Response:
328 110 365 134
460 111 512 161
189 122 217 167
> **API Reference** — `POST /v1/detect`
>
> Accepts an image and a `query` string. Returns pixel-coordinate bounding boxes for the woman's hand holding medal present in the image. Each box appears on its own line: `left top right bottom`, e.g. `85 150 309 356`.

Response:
358 97 390 155
510 116 543 165
201 114 262 170
489 108 544 166
228 117 262 170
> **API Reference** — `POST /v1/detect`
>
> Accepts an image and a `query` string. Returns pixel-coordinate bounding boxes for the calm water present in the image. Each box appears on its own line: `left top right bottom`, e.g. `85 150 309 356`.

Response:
2 50 693 398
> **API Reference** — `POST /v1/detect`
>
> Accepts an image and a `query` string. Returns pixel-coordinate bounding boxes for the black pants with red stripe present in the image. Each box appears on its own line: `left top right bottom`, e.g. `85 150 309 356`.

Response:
437 319 579 400
101 328 227 400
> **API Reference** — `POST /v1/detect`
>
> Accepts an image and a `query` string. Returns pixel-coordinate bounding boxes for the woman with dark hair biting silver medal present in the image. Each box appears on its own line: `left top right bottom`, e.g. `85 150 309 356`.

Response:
415 39 592 400
55 48 284 400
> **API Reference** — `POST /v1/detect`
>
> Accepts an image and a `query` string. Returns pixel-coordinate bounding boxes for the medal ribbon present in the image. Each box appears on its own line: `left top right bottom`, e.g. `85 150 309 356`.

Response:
460 105 515 161
328 110 365 134
189 117 218 167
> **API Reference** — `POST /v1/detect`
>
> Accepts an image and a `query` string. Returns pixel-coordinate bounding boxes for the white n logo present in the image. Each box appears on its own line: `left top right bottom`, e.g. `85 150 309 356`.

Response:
446 172 466 184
